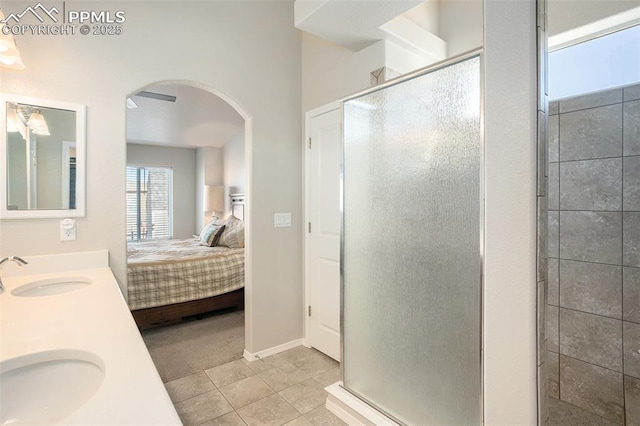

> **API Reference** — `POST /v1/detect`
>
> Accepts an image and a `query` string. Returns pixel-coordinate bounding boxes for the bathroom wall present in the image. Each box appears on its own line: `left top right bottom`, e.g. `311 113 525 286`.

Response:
0 0 302 355
547 83 640 425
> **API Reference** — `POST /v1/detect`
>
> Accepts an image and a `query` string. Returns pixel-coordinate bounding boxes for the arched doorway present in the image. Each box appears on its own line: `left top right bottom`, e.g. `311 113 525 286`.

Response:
124 80 254 368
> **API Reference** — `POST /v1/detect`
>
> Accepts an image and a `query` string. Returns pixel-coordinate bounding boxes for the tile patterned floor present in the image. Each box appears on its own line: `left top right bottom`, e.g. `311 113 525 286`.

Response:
145 312 627 426
547 397 621 426
163 344 345 426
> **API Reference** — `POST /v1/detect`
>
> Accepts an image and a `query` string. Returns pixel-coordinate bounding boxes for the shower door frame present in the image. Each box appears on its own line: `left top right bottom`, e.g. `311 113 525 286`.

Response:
338 48 486 425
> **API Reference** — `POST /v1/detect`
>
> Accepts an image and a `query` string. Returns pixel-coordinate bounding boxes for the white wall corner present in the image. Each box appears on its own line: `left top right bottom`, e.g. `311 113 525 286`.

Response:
294 0 329 28
380 15 447 65
356 40 388 72
383 39 438 75
243 338 303 362
360 39 439 86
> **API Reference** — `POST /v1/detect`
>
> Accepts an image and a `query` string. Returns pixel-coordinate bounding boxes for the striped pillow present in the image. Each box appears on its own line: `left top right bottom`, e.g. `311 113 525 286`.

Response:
199 223 225 247
215 215 244 248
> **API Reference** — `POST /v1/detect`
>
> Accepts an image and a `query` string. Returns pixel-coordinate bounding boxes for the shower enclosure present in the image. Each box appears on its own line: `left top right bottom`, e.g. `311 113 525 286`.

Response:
341 53 483 425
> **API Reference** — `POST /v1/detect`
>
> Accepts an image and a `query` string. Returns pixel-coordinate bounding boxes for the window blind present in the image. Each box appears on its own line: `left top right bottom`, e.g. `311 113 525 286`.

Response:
126 165 172 241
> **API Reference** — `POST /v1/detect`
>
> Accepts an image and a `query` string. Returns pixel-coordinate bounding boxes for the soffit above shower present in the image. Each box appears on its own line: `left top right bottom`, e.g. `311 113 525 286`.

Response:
294 0 447 61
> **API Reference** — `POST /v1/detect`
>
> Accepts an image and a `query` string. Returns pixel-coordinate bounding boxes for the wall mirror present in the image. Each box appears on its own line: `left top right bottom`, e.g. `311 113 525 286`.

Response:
0 95 86 218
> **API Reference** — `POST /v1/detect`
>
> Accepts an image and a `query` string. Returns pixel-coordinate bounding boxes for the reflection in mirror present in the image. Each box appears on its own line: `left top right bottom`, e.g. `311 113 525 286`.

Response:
1 96 86 219
7 103 76 210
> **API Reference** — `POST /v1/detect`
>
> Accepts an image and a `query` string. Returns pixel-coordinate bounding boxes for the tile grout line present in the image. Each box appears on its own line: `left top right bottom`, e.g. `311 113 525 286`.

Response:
550 256 632 269
547 303 640 326
179 359 278 425
549 396 624 426
549 152 640 165
553 303 623 322
178 355 338 426
556 95 637 116
556 352 625 377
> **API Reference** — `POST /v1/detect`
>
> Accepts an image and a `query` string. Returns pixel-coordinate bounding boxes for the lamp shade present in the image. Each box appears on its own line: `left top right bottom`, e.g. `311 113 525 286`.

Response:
0 11 25 70
6 106 19 133
27 110 46 129
27 110 50 136
204 185 224 212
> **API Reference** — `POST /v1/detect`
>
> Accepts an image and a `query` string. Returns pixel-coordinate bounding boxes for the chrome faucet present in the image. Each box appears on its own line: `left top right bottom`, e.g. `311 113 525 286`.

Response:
0 256 28 295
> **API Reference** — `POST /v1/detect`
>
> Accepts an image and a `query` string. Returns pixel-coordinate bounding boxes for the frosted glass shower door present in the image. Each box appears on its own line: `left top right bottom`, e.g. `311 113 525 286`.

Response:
342 55 481 425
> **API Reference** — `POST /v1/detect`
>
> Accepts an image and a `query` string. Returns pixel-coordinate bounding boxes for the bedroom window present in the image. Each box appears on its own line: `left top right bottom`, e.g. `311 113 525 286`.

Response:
126 166 173 241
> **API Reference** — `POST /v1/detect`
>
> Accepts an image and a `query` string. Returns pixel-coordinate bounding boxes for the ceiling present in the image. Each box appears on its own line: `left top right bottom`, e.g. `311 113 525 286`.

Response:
295 0 425 51
126 1 638 152
126 83 244 149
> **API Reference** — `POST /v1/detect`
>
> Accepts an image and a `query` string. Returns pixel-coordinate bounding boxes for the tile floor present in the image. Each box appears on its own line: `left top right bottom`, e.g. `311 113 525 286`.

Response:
162 341 345 425
147 310 617 425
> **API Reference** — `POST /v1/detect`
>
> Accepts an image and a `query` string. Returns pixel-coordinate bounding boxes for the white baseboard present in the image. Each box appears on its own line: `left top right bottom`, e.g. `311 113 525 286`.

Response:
325 382 399 426
243 338 303 362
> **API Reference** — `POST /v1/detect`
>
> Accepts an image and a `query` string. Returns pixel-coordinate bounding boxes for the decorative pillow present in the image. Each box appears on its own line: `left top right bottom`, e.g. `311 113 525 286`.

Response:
208 225 226 247
214 215 244 248
197 216 221 241
199 223 225 246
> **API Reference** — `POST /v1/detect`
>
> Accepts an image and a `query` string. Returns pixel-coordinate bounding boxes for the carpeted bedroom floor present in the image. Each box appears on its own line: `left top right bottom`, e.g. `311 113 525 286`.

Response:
142 308 246 383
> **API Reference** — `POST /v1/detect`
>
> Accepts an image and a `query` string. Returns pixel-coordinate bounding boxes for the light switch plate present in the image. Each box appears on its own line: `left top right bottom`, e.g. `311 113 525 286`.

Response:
274 213 292 228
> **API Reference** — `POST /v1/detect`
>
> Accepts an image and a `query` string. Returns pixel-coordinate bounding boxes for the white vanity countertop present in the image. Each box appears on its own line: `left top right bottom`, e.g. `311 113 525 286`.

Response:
0 253 181 425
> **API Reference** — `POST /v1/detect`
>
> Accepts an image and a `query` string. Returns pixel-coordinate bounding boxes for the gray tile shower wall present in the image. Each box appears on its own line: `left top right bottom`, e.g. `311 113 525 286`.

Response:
547 83 640 425
559 211 622 264
559 308 622 372
559 355 625 424
624 156 640 210
624 267 640 323
624 100 640 156
624 212 640 267
624 321 640 379
559 104 623 161
559 260 621 318
560 158 622 211
626 376 640 425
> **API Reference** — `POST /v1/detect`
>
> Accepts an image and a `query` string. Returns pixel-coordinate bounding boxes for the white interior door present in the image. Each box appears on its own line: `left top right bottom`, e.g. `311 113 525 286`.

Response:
305 105 342 361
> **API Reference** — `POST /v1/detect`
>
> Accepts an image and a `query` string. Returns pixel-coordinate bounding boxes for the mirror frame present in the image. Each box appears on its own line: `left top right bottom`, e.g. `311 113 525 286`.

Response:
0 94 86 219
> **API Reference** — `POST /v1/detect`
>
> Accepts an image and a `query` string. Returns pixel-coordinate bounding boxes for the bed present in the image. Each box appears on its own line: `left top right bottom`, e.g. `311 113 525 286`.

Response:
128 196 246 328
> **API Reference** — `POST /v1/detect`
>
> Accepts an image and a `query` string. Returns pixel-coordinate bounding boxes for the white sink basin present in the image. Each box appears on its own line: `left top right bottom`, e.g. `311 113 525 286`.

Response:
11 277 92 297
0 349 105 425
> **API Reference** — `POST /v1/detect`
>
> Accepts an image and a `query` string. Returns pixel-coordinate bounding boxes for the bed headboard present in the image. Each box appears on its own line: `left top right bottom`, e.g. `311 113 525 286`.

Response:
230 193 245 221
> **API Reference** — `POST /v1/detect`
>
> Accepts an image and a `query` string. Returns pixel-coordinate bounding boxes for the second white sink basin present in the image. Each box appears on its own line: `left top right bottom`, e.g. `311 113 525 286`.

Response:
0 349 105 425
11 276 92 297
